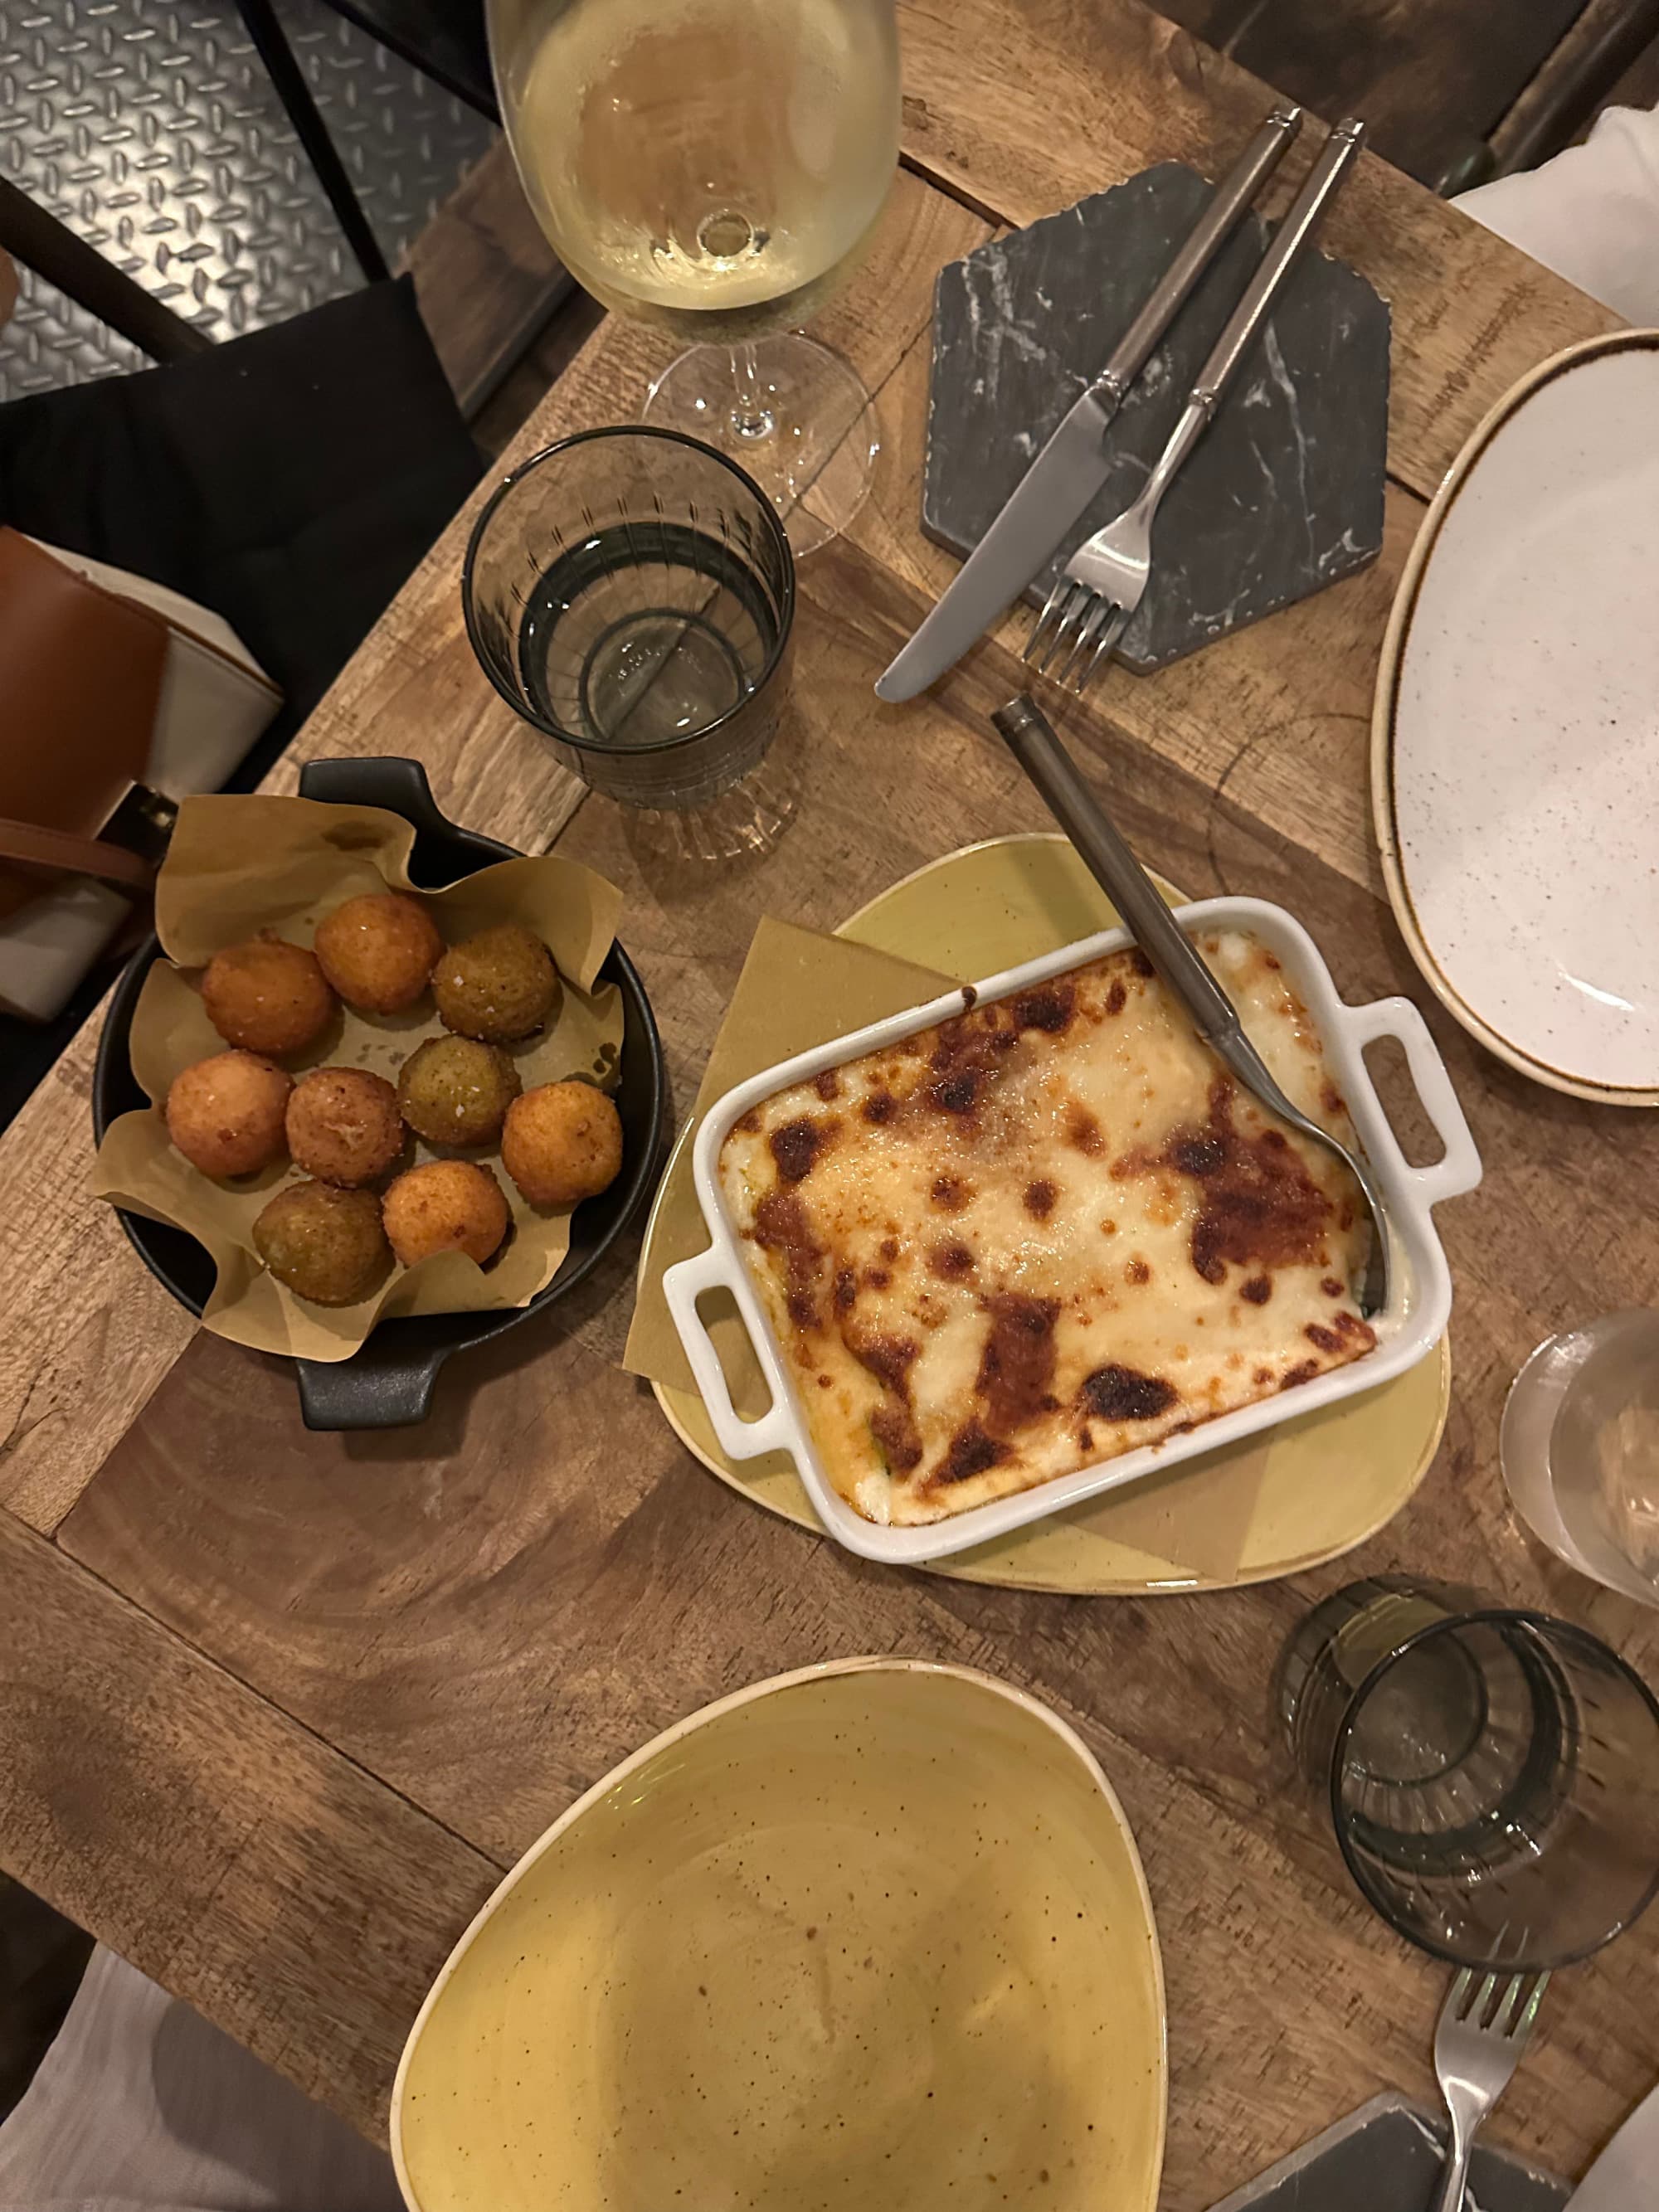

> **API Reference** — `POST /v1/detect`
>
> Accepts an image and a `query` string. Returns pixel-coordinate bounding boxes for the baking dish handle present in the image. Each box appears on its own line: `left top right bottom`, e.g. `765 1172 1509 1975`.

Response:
1344 995 1483 1205
661 1245 801 1461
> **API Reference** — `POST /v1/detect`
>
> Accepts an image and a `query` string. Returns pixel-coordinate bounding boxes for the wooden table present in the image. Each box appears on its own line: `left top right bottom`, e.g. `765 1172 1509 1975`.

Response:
2 2 1654 2203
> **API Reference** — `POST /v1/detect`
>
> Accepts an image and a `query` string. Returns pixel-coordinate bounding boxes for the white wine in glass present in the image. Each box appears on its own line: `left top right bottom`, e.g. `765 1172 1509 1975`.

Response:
488 0 901 553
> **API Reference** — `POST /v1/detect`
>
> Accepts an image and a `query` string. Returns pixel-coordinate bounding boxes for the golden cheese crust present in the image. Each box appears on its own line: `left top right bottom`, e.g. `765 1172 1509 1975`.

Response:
718 931 1376 1526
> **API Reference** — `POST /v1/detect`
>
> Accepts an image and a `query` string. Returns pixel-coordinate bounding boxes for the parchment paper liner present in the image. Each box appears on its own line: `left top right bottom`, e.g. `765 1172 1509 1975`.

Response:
92 794 625 1362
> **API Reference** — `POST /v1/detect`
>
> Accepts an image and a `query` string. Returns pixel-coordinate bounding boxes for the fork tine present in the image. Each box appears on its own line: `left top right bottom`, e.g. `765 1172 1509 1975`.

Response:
1489 1975 1525 2036
1443 1966 1472 2022
1075 598 1134 693
1026 584 1066 659
1054 595 1112 690
1512 1971 1549 2040
1029 607 1064 675
1052 585 1098 674
1024 576 1073 668
1045 584 1091 673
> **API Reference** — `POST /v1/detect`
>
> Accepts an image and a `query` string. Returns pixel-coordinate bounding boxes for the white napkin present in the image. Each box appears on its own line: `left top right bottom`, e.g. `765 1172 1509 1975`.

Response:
1564 2078 1659 2208
1454 103 1659 326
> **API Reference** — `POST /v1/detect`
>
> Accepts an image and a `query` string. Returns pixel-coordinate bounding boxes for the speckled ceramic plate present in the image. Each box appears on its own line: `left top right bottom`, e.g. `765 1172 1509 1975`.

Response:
391 1658 1166 2212
645 835 1451 1594
1374 329 1659 1103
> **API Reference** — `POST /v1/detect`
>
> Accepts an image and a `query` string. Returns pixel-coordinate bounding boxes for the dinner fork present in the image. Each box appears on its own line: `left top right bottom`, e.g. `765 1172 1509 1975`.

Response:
1430 1968 1550 2212
1026 116 1366 693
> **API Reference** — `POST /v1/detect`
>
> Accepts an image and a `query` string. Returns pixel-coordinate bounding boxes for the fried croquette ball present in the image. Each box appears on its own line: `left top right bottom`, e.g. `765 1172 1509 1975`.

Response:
313 892 442 1014
253 1180 388 1305
501 1081 623 1207
201 932 333 1056
432 924 560 1042
396 1036 521 1148
382 1160 508 1267
285 1067 404 1188
165 1051 291 1179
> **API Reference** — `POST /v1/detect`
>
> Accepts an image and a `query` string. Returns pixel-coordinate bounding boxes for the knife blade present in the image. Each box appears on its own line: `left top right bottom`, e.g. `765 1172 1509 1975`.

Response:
1565 2080 1659 2209
875 103 1303 704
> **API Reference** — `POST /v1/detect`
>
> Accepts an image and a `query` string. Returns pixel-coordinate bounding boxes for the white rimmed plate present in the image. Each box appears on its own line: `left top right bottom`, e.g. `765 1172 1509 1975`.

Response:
1374 330 1659 1102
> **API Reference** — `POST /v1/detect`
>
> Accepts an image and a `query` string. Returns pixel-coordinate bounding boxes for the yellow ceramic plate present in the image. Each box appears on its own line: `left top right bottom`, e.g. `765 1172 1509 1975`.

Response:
392 1658 1167 2212
647 835 1451 1594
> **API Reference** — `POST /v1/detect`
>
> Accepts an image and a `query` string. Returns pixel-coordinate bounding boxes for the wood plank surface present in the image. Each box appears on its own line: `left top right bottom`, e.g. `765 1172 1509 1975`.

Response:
0 1510 500 2136
2 7 1655 2200
64 534 1659 2200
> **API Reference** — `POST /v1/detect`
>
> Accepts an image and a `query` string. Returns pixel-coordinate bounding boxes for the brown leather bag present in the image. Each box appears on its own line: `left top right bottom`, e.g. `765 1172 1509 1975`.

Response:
0 526 170 916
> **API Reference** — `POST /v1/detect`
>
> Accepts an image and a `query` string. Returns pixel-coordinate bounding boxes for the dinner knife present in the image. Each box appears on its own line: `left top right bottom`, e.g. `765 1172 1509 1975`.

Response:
875 102 1304 703
1564 2080 1659 2210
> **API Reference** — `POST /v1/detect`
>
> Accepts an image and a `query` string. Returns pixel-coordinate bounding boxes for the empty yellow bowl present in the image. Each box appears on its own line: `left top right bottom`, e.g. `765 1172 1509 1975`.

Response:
392 1657 1165 2212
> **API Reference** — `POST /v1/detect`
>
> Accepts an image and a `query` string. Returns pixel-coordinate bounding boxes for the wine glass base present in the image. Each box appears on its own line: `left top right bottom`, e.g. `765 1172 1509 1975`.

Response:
621 748 798 869
644 333 878 558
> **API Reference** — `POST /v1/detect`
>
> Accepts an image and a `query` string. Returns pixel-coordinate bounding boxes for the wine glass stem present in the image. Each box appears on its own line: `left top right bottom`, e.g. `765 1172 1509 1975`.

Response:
729 342 776 443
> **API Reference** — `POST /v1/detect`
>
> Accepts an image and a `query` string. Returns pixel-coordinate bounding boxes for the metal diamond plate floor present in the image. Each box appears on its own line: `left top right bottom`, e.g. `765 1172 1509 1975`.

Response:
0 0 497 400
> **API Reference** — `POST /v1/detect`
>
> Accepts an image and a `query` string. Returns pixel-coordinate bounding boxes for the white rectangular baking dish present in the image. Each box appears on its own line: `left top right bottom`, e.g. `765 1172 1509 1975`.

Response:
663 896 1481 1567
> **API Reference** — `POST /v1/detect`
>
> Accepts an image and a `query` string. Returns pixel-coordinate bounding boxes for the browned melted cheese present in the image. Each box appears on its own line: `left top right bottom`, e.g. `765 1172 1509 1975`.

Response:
719 931 1376 1526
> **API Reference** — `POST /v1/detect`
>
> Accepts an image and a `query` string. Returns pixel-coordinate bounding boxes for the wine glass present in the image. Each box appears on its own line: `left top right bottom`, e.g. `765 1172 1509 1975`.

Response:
1501 1311 1659 1609
486 0 901 557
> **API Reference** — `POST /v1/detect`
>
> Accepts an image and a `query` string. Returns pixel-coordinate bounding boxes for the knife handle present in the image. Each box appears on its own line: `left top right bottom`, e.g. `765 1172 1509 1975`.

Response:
1091 103 1303 409
1190 117 1366 411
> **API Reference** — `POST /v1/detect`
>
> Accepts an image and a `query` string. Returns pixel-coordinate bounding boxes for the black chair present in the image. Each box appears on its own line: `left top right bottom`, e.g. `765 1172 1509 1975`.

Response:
224 0 569 423
0 186 484 1126
1437 0 1659 191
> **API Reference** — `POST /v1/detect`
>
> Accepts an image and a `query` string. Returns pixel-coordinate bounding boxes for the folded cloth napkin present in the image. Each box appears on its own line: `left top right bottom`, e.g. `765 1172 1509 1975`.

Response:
0 1946 402 2212
1454 102 1659 325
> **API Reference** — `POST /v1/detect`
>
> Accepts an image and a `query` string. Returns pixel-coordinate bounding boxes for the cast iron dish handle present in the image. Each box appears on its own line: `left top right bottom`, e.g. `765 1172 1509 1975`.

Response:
299 755 480 847
289 756 509 1432
296 1347 445 1430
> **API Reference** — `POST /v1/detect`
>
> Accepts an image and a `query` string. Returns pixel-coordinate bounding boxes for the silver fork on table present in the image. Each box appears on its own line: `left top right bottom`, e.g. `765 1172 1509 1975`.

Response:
1026 116 1366 693
1430 1968 1550 2212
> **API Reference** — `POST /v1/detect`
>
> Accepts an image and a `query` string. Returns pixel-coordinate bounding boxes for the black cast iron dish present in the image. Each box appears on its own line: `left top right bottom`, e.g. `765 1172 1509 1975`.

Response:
92 757 668 1432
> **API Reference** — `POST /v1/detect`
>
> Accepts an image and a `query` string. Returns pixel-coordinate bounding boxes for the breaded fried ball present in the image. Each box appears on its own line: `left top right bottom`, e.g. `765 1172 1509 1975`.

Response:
314 892 442 1014
382 1159 509 1267
501 1081 624 1207
432 924 560 1043
397 1036 521 1148
165 1051 291 1179
201 932 333 1056
253 1180 388 1305
285 1067 404 1188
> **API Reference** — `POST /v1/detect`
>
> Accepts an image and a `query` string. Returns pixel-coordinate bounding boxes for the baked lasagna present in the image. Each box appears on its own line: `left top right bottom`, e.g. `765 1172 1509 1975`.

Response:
718 930 1377 1526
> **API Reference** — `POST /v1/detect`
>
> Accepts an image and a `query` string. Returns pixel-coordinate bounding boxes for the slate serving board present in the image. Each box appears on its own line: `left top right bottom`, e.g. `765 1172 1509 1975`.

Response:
1207 2094 1569 2211
922 163 1392 673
